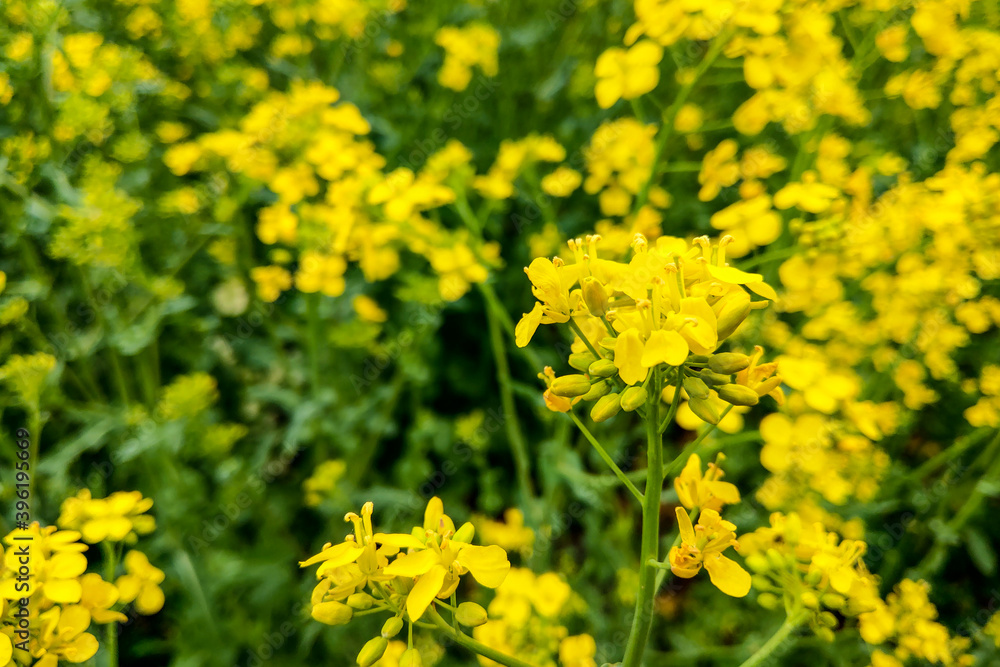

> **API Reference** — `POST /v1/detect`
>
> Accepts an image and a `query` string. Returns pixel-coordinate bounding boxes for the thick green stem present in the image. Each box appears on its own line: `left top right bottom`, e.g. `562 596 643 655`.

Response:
738 614 806 667
568 412 643 503
485 298 536 503
426 607 537 667
621 369 667 667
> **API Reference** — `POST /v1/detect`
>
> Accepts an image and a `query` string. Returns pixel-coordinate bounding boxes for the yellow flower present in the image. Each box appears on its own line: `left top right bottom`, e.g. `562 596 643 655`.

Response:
674 454 740 511
668 508 751 597
698 140 740 201
115 550 165 615
250 265 292 302
57 490 156 544
34 605 99 665
354 295 388 323
559 634 597 667
594 40 663 109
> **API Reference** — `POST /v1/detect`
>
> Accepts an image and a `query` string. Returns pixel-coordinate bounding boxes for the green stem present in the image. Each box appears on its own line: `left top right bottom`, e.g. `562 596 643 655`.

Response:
478 282 544 371
426 607 538 667
306 293 322 396
657 376 687 433
485 297 536 503
102 541 119 667
568 412 643 503
621 368 668 667
738 614 806 667
27 411 41 508
78 269 130 405
567 317 602 361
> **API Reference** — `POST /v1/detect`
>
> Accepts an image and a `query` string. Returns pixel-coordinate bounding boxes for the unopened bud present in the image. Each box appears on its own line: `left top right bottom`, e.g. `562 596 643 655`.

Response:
688 396 720 424
381 617 404 638
456 602 488 627
399 648 423 667
591 393 622 422
820 593 845 610
581 276 609 317
620 386 648 412
717 384 760 406
583 380 611 401
357 637 388 666
312 601 353 626
699 370 731 386
801 591 819 609
682 377 710 400
568 351 598 372
708 353 751 374
347 593 374 610
588 359 618 378
757 592 780 610
551 374 592 397
716 297 751 340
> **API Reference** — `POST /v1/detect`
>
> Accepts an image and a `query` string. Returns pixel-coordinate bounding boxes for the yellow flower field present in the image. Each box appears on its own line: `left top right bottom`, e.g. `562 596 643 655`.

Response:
2 0 1000 665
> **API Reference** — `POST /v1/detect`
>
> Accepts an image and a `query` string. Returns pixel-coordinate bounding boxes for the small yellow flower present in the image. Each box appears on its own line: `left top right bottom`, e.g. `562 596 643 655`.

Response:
668 508 751 597
115 550 166 615
594 40 663 109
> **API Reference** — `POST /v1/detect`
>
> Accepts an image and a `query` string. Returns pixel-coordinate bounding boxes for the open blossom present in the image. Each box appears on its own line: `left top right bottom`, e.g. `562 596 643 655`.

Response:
668 508 751 597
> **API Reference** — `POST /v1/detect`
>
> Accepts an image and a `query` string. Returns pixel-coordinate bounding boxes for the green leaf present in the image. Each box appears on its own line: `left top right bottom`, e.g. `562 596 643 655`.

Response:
964 526 997 576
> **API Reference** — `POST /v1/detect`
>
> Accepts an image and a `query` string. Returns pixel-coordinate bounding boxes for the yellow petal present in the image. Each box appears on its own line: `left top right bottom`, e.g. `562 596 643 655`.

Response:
423 497 444 532
703 553 752 597
456 545 510 589
384 549 439 578
61 631 99 663
406 564 447 622
136 584 165 615
51 552 89 578
641 329 689 367
706 265 763 285
515 303 544 348
706 481 741 505
675 507 695 545
614 329 648 385
298 542 364 568
746 280 778 301
0 633 12 665
44 579 83 604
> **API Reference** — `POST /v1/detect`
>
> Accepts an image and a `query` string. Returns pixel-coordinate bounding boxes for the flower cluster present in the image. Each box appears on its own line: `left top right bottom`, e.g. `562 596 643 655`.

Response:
0 491 163 667
301 498 511 666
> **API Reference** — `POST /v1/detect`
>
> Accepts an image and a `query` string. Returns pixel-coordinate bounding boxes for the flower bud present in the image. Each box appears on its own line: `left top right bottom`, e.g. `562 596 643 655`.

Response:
399 648 423 667
801 591 819 609
708 353 751 374
312 601 353 626
582 380 611 401
698 370 731 386
381 617 404 638
453 522 475 543
347 593 375 610
588 359 618 378
456 602 488 627
756 592 780 610
820 593 845 610
687 396 720 424
765 548 786 570
591 393 622 422
620 386 648 412
357 637 388 666
814 626 836 643
551 374 592 397
682 376 710 400
716 295 751 340
717 384 760 406
581 276 609 317
744 553 770 573
568 351 598 372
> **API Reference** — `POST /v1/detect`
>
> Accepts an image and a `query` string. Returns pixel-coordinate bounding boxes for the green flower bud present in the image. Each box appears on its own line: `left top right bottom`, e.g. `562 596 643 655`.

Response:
591 393 622 422
582 276 609 317
357 637 389 667
312 601 353 626
801 591 820 609
820 593 845 610
716 299 751 340
687 396 720 424
717 383 760 407
582 380 611 401
744 553 770 573
588 358 618 378
814 626 836 643
551 374 593 397
756 592 781 610
456 602 488 627
804 569 824 586
698 369 732 386
347 593 375 610
381 617 404 638
399 648 423 667
819 611 838 628
708 353 751 374
682 376 710 400
453 522 475 543
568 352 598 372
620 386 648 412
